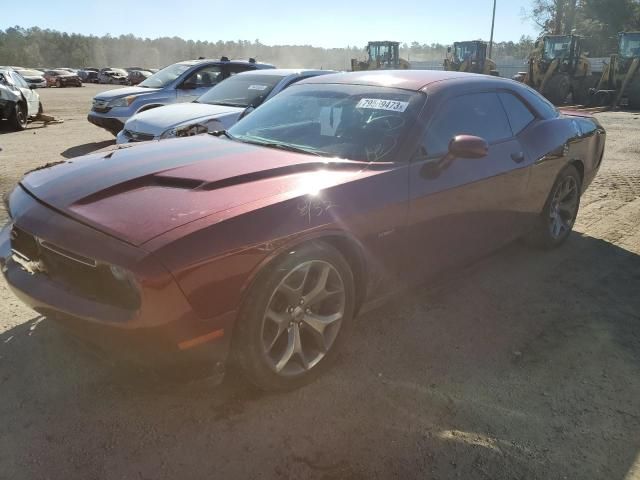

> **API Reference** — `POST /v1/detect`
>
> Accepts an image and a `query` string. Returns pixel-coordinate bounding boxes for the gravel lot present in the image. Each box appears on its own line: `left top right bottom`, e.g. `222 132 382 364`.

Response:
1 84 640 480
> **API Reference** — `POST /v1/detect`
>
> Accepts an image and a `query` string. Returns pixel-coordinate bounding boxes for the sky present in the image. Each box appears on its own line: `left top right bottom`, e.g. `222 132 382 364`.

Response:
2 0 539 48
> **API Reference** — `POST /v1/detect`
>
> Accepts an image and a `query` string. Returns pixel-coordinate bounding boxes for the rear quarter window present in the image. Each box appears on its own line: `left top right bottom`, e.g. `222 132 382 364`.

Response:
519 86 559 119
498 92 536 135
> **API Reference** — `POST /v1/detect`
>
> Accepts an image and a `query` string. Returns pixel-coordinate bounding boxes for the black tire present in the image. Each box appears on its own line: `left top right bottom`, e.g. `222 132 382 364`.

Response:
572 80 591 105
628 85 640 110
524 165 582 249
543 74 570 105
233 241 355 391
9 102 28 131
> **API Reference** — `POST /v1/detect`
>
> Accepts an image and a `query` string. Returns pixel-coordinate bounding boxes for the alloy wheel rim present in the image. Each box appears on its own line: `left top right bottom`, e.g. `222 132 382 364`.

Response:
16 105 26 126
261 260 345 376
549 176 579 239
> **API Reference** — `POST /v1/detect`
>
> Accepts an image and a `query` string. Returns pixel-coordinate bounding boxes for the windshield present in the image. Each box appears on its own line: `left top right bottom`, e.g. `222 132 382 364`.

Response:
454 43 478 61
228 84 425 162
367 43 398 66
138 62 191 88
543 37 571 59
620 34 640 58
16 69 43 76
196 74 283 107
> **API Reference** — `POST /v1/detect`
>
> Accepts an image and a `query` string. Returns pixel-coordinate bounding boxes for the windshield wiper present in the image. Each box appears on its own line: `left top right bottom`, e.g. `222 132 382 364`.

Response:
242 139 329 157
213 101 248 108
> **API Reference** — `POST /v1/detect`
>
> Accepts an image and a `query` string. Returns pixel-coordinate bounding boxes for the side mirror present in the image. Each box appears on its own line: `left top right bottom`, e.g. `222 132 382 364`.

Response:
238 105 255 120
180 81 197 90
448 135 488 159
419 135 488 179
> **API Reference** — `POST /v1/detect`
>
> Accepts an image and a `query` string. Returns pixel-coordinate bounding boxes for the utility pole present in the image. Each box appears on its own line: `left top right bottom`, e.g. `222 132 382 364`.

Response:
489 0 497 58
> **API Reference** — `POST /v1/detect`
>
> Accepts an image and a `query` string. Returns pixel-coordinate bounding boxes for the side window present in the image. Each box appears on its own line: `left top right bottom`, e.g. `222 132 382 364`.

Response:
519 87 559 119
12 72 28 89
424 92 512 157
228 64 254 76
183 65 223 87
498 92 535 135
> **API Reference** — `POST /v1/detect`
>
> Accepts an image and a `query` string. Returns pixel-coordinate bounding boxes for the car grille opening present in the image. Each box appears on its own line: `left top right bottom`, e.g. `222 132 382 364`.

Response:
92 99 111 113
10 225 140 310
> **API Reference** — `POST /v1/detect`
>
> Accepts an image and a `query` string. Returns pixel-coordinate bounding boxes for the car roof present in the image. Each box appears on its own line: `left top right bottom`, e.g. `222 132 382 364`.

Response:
176 59 275 68
233 68 333 78
299 70 508 91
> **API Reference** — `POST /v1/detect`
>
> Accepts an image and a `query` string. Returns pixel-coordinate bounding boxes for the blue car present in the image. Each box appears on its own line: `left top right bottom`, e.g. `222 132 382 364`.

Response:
87 57 275 135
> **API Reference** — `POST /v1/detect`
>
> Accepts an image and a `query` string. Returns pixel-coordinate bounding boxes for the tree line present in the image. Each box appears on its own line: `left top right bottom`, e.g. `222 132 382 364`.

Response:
529 0 640 54
1 1 638 70
0 26 536 70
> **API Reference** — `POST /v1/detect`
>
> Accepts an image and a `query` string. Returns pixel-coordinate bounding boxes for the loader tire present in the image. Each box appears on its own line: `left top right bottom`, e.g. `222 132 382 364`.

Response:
543 74 570 105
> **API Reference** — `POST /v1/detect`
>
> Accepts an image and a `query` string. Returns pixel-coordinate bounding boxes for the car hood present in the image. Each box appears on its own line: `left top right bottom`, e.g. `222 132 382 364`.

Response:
19 135 373 246
22 75 45 81
125 103 244 134
95 86 159 100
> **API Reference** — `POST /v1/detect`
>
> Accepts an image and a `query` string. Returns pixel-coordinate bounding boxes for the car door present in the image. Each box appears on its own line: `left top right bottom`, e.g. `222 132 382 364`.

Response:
11 72 39 115
406 91 533 280
176 65 224 102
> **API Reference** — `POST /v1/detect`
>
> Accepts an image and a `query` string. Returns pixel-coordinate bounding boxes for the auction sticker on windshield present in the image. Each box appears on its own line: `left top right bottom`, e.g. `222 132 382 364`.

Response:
356 98 409 112
248 84 268 90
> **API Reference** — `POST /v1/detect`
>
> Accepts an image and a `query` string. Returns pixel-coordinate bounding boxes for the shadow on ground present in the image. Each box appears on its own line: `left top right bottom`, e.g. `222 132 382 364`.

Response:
1 233 639 479
61 139 114 159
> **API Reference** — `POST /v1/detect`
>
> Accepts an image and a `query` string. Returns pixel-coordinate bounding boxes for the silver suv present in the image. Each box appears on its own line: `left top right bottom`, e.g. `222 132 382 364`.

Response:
88 57 274 135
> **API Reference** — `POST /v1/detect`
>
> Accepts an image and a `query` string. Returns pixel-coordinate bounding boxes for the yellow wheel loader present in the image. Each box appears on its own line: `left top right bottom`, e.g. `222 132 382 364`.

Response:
443 41 499 76
591 32 640 109
521 34 595 105
351 41 410 71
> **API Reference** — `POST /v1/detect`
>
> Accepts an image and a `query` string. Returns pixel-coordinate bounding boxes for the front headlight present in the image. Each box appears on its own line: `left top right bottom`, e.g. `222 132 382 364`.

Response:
159 127 177 139
108 95 136 108
176 124 209 137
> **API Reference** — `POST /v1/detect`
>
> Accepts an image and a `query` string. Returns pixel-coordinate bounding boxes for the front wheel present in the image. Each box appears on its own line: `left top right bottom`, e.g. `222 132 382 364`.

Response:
233 241 355 391
9 102 28 130
525 165 581 249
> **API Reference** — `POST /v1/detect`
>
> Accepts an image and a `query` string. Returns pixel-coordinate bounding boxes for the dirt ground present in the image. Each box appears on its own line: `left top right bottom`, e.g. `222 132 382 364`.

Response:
1 85 639 480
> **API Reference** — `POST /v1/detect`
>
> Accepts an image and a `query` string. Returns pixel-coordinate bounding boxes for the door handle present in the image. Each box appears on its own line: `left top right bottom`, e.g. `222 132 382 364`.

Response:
511 152 525 163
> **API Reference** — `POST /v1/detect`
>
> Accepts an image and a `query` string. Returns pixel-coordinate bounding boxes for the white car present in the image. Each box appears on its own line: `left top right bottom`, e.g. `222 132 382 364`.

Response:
14 69 47 89
116 69 333 144
0 68 41 130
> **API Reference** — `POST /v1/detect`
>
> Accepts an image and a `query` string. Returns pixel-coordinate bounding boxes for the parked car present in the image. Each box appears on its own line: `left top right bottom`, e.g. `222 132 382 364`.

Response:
0 67 41 130
13 68 47 89
44 69 82 87
127 70 152 86
117 69 332 144
0 71 606 391
78 69 99 83
88 57 275 135
97 68 128 85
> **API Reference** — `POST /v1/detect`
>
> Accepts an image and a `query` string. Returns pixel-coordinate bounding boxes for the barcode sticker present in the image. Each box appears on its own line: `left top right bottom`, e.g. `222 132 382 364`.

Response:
356 98 409 112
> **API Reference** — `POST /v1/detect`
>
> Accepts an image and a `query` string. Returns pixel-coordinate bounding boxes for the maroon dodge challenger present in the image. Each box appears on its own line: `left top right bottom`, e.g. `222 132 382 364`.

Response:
1 71 605 391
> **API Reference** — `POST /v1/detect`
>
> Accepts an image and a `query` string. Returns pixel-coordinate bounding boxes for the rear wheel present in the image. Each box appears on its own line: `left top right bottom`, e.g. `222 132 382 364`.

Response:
525 165 581 249
9 102 27 130
233 241 355 391
628 83 640 110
